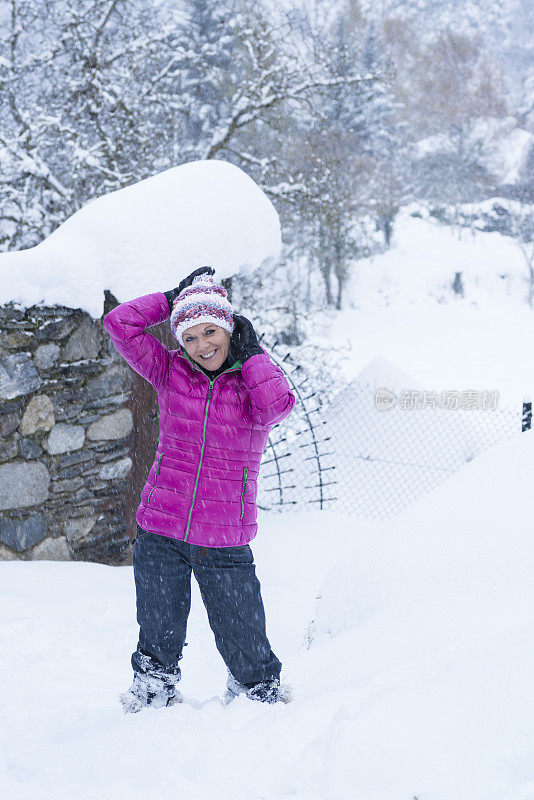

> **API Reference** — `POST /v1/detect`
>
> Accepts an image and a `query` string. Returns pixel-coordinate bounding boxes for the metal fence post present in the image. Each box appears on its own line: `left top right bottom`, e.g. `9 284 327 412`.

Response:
522 399 532 432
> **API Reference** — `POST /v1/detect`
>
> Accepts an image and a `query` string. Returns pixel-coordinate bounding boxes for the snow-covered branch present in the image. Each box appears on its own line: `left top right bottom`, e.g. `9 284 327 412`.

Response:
0 134 71 198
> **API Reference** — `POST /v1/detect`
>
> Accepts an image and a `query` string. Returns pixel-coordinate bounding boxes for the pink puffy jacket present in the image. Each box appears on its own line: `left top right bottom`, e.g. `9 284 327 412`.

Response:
103 292 295 546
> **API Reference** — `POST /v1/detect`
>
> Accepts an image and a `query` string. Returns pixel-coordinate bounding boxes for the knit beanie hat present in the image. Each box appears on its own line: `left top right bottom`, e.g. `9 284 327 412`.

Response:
170 273 235 346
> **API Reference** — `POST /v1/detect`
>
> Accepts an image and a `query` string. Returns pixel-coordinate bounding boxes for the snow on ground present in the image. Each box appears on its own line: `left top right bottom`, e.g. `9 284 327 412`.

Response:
318 298 531 406
0 159 281 317
309 429 534 799
1 431 532 800
309 209 533 406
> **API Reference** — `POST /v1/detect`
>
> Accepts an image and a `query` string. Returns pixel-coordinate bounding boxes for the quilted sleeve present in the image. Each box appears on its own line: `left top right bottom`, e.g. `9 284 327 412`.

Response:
103 292 171 392
240 348 296 427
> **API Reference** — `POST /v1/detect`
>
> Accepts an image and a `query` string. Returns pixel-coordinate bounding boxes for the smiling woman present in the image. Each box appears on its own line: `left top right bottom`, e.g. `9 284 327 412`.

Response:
103 265 295 712
182 322 230 371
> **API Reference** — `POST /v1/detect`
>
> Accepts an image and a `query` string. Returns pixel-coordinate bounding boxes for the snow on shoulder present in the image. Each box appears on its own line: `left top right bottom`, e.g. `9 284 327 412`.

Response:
0 159 281 318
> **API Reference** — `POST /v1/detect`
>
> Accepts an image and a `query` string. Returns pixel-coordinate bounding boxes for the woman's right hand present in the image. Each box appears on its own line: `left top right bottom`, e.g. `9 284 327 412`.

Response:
164 265 215 313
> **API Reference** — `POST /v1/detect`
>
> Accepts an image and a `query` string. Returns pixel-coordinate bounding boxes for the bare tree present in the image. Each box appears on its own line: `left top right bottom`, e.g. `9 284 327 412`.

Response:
505 202 534 307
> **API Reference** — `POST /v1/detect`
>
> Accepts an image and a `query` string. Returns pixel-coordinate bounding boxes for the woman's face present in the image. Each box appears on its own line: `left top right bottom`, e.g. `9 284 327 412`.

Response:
182 322 231 370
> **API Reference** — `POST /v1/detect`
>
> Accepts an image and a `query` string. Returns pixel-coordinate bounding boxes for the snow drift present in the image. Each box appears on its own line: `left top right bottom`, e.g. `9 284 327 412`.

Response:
306 429 534 799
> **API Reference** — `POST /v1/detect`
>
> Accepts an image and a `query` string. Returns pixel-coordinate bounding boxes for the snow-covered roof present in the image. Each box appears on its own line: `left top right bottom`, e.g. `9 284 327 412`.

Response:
0 159 281 318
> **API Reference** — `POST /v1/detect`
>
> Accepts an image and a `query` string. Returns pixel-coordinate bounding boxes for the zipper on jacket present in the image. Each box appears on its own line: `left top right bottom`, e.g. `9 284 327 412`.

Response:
147 451 163 505
183 362 241 543
240 467 248 521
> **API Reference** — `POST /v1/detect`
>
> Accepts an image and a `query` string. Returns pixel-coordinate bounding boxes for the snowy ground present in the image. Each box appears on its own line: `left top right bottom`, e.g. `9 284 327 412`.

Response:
309 210 533 407
1 431 532 800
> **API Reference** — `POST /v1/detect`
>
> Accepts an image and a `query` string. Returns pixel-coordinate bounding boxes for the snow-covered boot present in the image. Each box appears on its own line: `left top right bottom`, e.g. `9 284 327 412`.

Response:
119 671 183 713
245 677 292 704
223 672 292 705
222 671 246 705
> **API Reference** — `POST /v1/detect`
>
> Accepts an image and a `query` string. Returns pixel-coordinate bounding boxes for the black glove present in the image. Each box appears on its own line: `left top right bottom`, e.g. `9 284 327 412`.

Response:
164 265 215 314
230 314 263 363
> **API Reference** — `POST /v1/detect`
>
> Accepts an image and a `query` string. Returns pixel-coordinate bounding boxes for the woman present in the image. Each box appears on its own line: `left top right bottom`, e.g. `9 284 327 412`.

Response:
103 266 295 712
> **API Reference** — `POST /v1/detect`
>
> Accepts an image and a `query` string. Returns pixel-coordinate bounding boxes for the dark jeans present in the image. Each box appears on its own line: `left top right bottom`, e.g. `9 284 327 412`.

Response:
131 525 281 686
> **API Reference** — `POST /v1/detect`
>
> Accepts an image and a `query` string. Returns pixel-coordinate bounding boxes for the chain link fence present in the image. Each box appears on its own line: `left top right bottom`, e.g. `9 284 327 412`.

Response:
258 367 528 519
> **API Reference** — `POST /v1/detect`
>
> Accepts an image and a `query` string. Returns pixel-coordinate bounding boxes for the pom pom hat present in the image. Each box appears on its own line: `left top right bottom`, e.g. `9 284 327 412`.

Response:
170 273 235 346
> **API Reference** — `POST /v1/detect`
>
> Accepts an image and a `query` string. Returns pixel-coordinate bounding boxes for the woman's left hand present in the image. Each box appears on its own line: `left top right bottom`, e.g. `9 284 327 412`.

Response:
230 315 264 363
164 266 215 313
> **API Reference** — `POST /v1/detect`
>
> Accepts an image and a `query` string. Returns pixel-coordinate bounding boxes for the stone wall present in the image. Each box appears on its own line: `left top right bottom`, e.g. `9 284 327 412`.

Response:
0 295 133 564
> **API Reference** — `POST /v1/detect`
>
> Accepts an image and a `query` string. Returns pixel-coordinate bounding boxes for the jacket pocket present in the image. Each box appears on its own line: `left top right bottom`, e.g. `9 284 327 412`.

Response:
147 452 164 506
239 466 248 521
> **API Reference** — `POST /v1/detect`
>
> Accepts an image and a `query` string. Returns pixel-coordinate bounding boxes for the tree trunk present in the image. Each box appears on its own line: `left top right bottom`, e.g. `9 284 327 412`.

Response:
322 260 333 305
222 275 233 302
335 275 343 310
